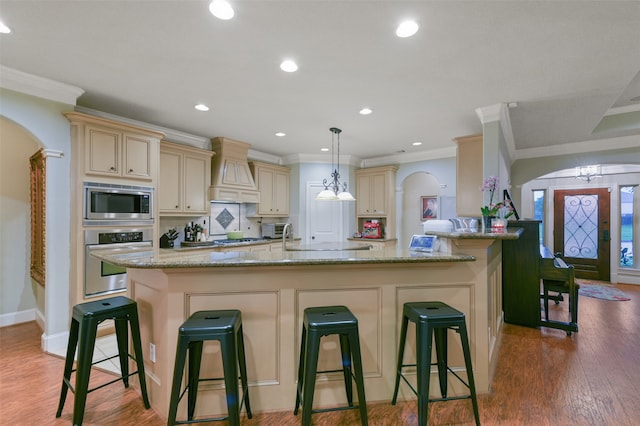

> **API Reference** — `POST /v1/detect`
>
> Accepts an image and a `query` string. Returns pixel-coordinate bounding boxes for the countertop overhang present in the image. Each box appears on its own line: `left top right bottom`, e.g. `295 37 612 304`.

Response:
91 246 475 269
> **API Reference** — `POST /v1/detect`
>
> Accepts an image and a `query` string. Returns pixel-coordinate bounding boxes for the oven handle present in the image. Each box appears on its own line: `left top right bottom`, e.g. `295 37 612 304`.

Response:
86 241 153 252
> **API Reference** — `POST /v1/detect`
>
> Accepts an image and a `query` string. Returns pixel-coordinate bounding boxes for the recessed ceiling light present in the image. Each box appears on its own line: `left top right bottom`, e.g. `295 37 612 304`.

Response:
275 132 286 137
209 0 234 20
194 104 210 111
359 108 373 115
0 21 11 34
412 141 422 146
396 20 419 38
280 60 298 73
320 148 329 152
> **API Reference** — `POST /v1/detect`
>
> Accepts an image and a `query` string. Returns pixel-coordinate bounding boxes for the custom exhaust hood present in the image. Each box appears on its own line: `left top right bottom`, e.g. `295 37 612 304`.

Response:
209 137 261 203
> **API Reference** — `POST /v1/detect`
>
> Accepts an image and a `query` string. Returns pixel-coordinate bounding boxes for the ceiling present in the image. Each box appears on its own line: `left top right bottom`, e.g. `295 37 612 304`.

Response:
1 0 639 161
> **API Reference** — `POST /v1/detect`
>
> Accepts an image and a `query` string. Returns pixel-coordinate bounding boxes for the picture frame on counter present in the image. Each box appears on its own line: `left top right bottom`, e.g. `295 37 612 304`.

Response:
421 196 438 220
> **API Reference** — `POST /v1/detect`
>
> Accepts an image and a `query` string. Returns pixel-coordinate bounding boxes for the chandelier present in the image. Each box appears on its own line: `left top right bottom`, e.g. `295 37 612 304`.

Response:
575 165 602 183
316 127 356 201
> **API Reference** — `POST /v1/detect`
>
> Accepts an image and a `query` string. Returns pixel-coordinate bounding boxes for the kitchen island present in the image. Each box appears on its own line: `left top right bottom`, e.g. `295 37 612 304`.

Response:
93 231 519 420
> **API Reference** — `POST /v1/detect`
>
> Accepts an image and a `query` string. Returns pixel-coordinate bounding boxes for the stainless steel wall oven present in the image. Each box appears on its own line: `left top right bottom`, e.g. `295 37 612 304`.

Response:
84 228 153 297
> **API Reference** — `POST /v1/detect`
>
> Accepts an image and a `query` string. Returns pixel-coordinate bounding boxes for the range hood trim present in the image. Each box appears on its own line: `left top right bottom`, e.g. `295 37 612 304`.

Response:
209 137 261 203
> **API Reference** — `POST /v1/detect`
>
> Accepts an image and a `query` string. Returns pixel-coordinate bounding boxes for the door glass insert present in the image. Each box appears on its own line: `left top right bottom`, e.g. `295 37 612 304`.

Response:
564 194 598 259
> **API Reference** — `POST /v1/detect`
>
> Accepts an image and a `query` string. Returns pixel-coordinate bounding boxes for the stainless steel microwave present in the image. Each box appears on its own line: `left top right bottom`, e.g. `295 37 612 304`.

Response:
84 182 153 224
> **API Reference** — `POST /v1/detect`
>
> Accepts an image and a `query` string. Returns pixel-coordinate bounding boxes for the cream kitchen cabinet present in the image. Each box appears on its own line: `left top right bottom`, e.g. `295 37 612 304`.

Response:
159 141 213 216
355 166 397 239
454 134 483 217
84 124 154 181
249 161 290 217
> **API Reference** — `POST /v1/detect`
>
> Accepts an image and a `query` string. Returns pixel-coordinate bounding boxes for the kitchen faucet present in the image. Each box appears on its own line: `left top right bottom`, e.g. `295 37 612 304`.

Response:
282 223 293 251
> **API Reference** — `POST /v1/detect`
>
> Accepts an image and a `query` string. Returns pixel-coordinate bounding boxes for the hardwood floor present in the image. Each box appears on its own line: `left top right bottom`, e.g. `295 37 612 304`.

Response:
1 283 639 425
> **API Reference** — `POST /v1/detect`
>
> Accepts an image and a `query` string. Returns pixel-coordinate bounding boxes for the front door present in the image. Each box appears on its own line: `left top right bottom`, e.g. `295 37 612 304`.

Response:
553 188 611 281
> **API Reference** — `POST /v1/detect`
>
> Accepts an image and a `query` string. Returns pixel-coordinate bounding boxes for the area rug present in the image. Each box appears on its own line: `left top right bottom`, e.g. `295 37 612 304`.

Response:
576 281 631 301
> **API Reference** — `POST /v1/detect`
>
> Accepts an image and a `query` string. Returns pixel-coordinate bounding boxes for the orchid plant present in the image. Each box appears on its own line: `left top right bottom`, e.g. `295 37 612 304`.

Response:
480 175 513 218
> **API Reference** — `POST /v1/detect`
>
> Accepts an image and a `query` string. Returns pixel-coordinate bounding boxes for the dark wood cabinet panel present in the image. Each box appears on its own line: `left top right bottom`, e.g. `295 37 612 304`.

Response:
502 220 541 327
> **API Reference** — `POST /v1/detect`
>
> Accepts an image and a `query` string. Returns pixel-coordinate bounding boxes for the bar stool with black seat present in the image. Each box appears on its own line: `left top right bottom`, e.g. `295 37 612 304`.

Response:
391 301 480 426
56 295 150 426
167 310 252 426
294 305 368 426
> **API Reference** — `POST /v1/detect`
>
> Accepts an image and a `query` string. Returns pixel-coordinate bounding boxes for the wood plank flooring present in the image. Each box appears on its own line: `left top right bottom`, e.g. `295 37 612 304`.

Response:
1 283 639 425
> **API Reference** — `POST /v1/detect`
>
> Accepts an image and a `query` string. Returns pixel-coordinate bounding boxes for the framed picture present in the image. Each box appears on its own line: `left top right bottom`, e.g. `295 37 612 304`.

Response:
421 196 438 220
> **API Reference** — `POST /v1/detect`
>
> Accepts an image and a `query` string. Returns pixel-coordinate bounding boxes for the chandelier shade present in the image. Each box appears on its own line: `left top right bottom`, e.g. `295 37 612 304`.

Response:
575 165 602 183
316 127 355 201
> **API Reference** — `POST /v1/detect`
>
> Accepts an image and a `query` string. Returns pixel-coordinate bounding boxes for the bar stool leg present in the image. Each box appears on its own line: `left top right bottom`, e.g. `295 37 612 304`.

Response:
73 317 99 426
458 325 481 426
348 328 368 426
391 314 409 404
236 325 252 418
301 329 321 426
434 327 448 398
339 333 354 406
220 332 241 426
167 336 190 426
416 323 433 426
56 319 79 418
114 317 130 387
187 341 204 420
128 308 150 408
294 325 307 415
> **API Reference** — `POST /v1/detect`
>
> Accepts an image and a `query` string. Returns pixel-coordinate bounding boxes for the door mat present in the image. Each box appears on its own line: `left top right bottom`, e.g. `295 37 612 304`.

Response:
576 281 631 301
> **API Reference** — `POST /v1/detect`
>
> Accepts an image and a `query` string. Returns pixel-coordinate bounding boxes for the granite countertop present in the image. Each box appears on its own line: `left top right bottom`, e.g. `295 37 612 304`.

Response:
90 246 475 269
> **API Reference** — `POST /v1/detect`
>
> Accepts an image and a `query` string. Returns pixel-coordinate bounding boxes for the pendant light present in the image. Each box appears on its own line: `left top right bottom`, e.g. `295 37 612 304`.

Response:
316 127 355 201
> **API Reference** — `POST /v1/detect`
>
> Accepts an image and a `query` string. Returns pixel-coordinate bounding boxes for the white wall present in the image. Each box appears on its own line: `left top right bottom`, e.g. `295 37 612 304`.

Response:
0 117 40 323
0 88 73 352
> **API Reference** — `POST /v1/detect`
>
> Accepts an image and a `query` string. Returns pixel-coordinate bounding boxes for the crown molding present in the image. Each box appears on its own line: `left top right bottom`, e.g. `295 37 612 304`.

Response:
0 66 84 105
361 146 456 168
513 134 640 160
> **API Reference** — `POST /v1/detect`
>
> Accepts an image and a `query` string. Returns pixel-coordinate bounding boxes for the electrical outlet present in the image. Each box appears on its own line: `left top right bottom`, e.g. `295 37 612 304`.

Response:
149 343 156 363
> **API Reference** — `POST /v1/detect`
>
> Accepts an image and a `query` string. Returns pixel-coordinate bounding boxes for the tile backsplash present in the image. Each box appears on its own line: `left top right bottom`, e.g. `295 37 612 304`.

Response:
158 202 290 245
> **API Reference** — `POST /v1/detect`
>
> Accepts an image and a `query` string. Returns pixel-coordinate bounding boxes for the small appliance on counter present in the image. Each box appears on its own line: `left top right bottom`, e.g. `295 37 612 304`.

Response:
160 228 179 248
362 220 382 239
423 219 455 233
262 223 288 239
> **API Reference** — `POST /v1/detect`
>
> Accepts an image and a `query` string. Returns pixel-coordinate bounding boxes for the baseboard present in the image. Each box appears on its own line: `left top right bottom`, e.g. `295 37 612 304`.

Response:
0 308 36 328
42 329 70 357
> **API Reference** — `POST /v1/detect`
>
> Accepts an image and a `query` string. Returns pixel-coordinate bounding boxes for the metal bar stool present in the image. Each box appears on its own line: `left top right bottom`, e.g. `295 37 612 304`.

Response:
56 296 150 426
294 305 368 426
391 301 480 426
167 310 252 426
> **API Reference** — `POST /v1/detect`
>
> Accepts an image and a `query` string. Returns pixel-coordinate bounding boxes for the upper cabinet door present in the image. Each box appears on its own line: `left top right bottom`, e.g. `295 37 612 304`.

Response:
183 155 209 213
256 167 275 214
159 150 182 212
123 133 152 179
85 125 120 176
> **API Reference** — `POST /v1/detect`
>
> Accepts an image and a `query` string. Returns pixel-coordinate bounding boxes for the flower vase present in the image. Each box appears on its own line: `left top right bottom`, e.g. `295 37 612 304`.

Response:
482 215 494 232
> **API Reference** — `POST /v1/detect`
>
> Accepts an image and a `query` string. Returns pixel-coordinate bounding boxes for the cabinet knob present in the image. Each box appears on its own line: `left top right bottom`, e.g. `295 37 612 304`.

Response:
175 205 179 209
110 166 116 171
128 168 134 173
187 205 191 209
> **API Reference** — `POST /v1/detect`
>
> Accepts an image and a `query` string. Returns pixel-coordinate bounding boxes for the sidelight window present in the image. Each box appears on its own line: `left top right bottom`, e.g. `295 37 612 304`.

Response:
533 190 545 245
620 186 634 268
